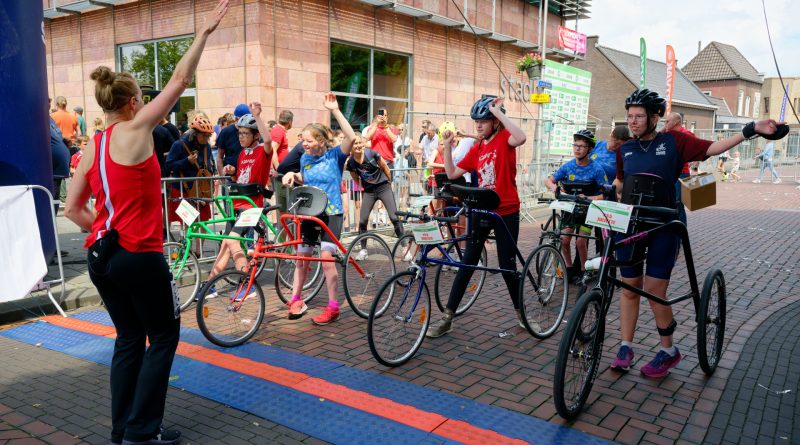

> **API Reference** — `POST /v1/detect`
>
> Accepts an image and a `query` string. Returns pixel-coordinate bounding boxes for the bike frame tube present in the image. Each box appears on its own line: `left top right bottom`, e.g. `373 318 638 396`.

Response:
596 217 700 309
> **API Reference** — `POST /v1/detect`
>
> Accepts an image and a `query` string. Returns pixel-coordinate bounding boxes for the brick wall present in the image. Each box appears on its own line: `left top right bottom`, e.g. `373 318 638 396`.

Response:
694 79 762 119
45 0 562 139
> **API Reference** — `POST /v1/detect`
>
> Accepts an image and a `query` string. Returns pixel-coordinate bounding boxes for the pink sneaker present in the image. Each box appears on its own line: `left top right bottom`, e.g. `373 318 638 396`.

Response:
611 345 634 372
287 300 308 319
312 306 340 325
641 349 682 378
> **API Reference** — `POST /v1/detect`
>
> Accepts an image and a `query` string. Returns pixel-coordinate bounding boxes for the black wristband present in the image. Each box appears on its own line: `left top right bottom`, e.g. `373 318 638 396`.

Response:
742 121 756 139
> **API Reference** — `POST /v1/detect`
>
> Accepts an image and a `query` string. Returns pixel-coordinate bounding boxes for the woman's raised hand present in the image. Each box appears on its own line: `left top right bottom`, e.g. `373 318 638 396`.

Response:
323 92 339 111
202 0 230 35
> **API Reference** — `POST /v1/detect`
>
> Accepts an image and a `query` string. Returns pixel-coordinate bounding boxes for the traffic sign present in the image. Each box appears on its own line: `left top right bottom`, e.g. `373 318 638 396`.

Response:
537 80 552 89
530 93 551 103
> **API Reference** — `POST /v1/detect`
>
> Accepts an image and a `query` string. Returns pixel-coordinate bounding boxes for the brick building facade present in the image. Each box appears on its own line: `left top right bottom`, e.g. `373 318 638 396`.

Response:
43 0 586 140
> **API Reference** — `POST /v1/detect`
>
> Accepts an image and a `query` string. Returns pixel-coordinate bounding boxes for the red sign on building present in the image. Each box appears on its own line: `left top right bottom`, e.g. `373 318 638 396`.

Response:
558 26 587 55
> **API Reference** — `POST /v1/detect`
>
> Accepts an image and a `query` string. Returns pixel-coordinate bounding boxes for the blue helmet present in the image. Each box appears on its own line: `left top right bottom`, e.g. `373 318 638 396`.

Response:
470 96 505 120
233 103 251 118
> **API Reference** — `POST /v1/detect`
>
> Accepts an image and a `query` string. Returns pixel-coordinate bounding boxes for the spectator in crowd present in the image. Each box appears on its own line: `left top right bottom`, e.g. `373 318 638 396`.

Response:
74 106 86 137
70 136 89 177
166 115 216 230
729 151 741 182
216 103 250 176
267 120 277 128
153 117 178 177
49 112 70 213
51 96 79 144
418 119 431 144
365 108 397 168
93 116 105 135
419 122 439 167
754 141 781 183
591 125 630 181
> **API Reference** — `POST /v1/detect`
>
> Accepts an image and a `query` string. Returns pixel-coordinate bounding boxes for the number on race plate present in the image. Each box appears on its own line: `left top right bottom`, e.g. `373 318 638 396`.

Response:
584 200 634 233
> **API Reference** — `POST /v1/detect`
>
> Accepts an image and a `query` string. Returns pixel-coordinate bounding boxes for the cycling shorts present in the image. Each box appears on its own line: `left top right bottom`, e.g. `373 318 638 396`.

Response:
615 228 679 280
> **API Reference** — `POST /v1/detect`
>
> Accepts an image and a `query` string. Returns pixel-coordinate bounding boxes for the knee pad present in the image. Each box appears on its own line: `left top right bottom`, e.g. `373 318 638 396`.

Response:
657 319 677 337
297 243 315 255
320 241 337 254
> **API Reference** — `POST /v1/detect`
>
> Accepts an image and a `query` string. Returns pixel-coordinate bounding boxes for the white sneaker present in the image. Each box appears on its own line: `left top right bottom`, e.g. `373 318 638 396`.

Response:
752 179 762 183
356 249 369 261
402 251 414 262
773 178 782 184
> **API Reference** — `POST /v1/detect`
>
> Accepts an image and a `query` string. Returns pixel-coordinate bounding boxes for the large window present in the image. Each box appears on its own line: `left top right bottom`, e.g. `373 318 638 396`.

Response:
118 36 195 129
330 42 410 133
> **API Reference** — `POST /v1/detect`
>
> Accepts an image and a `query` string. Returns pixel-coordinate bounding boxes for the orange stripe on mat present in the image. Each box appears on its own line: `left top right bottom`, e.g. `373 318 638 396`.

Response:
41 316 526 444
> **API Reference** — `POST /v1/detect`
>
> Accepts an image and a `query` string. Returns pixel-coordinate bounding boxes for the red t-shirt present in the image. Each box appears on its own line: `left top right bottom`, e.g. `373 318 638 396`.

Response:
70 151 83 170
270 124 289 163
615 130 711 181
370 126 394 163
233 143 273 209
457 129 519 215
85 124 163 253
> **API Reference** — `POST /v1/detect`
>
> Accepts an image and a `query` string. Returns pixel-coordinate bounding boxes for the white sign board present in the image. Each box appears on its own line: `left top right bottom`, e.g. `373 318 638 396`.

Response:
549 200 575 213
234 208 264 227
540 60 592 155
585 200 634 233
175 199 200 225
411 221 444 245
410 195 434 210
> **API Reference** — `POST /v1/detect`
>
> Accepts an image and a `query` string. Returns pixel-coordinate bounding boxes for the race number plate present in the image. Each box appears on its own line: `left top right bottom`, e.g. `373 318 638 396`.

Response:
585 200 634 233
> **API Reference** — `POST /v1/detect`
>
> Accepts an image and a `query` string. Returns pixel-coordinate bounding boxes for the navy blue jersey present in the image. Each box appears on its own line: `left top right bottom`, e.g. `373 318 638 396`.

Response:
616 131 711 184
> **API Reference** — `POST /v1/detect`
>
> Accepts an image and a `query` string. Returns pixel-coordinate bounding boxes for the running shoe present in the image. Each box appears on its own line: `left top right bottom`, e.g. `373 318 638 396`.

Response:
773 178 782 184
312 306 341 325
640 348 682 378
426 309 454 338
120 426 181 445
752 179 762 183
610 345 634 372
287 299 308 319
355 249 369 261
231 286 256 303
402 250 415 262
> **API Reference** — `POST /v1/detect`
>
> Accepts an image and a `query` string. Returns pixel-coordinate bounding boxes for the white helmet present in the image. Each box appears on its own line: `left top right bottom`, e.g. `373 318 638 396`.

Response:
236 114 258 130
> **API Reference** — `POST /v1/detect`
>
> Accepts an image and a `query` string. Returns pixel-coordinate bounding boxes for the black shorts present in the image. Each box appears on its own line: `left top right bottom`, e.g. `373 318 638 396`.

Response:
300 214 343 247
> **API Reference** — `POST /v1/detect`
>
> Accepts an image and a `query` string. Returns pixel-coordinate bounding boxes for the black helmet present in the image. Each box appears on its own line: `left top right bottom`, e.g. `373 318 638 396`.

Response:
470 96 505 120
625 89 666 117
573 129 596 148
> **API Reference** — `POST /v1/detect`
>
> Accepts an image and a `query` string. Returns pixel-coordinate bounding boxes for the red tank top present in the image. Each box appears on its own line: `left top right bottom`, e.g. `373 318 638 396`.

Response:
84 124 163 253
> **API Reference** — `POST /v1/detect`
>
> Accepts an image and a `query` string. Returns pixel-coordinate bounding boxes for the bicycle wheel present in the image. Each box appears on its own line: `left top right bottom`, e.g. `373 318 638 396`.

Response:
343 233 396 318
519 244 569 339
392 234 419 266
196 270 265 347
163 242 200 311
273 225 324 304
433 244 487 316
553 289 605 420
698 269 726 375
368 271 430 367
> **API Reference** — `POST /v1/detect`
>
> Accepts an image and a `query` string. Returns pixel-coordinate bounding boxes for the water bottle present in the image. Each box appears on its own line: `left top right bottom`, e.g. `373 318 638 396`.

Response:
584 257 602 272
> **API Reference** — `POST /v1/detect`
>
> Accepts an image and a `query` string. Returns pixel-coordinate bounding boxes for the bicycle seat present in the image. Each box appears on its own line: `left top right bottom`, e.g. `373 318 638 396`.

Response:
433 173 466 200
621 173 674 207
288 186 327 216
449 184 500 210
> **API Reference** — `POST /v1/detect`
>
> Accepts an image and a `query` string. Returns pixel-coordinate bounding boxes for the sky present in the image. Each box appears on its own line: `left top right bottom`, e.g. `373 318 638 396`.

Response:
576 0 800 78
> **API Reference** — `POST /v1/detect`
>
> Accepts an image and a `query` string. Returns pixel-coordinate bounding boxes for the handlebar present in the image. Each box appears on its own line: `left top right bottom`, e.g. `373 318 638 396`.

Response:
396 208 462 224
555 188 679 220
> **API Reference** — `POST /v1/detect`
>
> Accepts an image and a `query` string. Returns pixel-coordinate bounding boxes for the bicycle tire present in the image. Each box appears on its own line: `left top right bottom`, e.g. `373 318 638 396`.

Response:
519 244 569 339
367 271 430 367
433 244 487 316
343 233 396 319
273 225 324 304
553 289 605 420
392 234 419 267
698 269 726 375
196 270 265 347
163 242 200 311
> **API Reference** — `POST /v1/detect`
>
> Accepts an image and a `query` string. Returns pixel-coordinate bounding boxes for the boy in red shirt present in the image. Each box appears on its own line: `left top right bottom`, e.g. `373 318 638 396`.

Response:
70 135 89 177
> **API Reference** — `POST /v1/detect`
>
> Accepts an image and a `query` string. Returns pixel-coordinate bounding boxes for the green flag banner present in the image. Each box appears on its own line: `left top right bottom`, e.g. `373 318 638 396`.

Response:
639 37 647 89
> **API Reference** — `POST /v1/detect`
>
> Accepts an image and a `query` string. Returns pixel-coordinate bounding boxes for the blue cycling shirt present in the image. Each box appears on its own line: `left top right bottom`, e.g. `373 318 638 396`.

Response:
589 141 617 180
551 158 609 193
301 145 347 215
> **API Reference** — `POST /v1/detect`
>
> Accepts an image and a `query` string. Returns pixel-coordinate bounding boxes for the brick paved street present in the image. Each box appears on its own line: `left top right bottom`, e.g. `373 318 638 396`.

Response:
1 181 799 444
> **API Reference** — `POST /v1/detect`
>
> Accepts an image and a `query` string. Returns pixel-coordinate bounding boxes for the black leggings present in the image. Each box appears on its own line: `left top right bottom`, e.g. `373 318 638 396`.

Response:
88 248 180 443
359 181 403 237
447 212 520 311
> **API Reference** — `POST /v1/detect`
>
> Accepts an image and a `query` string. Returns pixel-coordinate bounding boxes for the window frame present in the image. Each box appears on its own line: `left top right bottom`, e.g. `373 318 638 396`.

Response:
329 40 413 128
117 35 196 124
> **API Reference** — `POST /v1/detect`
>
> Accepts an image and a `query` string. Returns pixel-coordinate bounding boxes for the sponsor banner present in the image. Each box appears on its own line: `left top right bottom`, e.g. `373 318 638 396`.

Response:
665 45 676 115
557 26 587 54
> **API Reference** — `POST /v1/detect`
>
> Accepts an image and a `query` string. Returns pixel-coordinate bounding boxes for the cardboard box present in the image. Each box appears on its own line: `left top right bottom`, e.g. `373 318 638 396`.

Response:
680 172 716 211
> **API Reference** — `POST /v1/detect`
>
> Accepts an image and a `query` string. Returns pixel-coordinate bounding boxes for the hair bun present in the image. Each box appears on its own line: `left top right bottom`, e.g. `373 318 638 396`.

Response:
90 66 115 86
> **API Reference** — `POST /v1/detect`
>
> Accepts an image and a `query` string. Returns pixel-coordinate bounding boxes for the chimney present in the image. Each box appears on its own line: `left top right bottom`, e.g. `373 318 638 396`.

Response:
697 41 701 54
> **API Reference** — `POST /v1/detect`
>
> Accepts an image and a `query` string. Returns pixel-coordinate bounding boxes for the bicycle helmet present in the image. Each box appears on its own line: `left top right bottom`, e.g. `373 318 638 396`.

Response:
236 114 258 130
625 89 666 117
190 115 214 134
573 129 596 149
470 96 505 120
438 121 457 140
